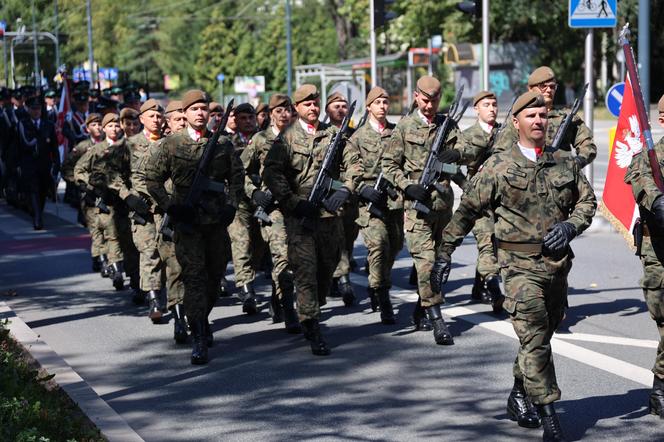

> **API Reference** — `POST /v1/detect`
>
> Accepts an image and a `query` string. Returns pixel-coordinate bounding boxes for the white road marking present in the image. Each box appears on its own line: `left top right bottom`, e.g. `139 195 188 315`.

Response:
554 332 658 348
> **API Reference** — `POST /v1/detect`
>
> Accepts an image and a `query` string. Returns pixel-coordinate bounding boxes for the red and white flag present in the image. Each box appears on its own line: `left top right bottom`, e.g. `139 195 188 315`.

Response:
600 76 643 243
55 74 71 163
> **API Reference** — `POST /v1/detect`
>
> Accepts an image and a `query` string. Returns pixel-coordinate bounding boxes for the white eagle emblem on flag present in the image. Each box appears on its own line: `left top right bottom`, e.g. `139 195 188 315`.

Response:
614 115 643 168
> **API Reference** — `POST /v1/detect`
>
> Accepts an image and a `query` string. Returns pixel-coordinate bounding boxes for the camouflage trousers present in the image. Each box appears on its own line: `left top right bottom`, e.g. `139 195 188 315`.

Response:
501 260 569 405
639 237 664 378
115 209 139 286
260 208 290 300
405 208 451 307
285 215 342 321
84 206 107 258
154 213 184 308
228 201 265 287
94 208 123 264
472 214 499 278
358 207 404 289
333 199 360 278
174 223 229 324
131 218 162 292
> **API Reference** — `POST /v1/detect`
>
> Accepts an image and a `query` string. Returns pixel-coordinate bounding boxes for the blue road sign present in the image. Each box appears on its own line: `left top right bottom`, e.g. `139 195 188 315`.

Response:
605 82 625 118
569 0 617 28
99 67 118 81
216 73 225 82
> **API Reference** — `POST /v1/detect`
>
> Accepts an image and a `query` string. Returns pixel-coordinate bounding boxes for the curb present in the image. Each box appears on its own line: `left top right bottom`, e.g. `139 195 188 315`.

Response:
0 302 144 442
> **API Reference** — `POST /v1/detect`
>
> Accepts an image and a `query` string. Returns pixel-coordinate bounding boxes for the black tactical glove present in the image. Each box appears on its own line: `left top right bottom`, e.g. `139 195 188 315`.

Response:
438 149 461 164
359 185 382 204
404 184 429 202
652 196 664 228
167 204 195 224
543 221 576 253
430 256 452 294
574 156 588 169
323 187 350 212
251 190 272 209
219 204 236 227
294 200 319 219
125 194 149 215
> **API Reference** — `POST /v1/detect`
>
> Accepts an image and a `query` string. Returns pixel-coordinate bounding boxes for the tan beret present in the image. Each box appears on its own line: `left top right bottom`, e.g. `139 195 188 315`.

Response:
512 91 546 116
528 66 556 87
256 103 268 114
293 84 319 104
209 101 223 113
139 98 162 114
101 112 120 127
181 89 207 110
658 94 664 113
366 87 389 106
416 76 441 98
473 90 497 106
326 92 347 108
120 107 139 120
165 100 182 114
269 94 291 111
85 113 102 126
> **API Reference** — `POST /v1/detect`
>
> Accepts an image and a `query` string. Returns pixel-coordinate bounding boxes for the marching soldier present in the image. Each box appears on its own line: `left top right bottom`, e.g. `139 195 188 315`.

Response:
350 86 401 324
625 94 664 418
256 103 269 130
241 93 301 333
263 84 363 356
65 90 90 146
164 100 186 135
120 108 141 138
146 90 243 365
44 89 58 123
381 76 476 344
208 102 223 132
435 92 596 441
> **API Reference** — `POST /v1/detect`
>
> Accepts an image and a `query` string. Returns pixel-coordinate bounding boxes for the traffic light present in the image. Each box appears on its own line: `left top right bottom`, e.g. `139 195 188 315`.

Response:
456 1 481 17
374 0 398 28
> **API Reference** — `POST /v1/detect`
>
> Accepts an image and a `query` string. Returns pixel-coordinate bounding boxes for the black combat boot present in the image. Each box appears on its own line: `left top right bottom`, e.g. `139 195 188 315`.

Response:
330 277 341 297
485 275 505 314
412 296 432 331
279 271 301 334
470 270 485 302
506 377 541 428
111 262 125 291
367 287 380 312
426 304 454 345
171 304 188 344
219 276 231 297
146 290 162 323
100 254 111 278
338 275 355 307
91 256 102 273
300 318 331 356
377 287 396 325
239 283 258 315
132 289 145 305
269 281 284 324
649 376 664 417
537 403 565 442
408 264 418 286
190 319 208 365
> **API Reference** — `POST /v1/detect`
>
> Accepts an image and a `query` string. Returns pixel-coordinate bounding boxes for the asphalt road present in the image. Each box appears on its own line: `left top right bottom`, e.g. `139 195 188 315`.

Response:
2 118 664 441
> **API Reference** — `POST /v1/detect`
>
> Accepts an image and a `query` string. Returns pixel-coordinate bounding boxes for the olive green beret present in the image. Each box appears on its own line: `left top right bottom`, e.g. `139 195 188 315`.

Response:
181 89 207 111
269 94 291 111
658 94 664 113
473 90 497 106
234 103 255 115
85 113 102 126
326 91 347 108
165 100 182 114
366 87 389 106
416 76 441 98
102 112 120 127
512 91 546 116
120 107 139 120
527 66 556 87
209 101 223 113
293 84 319 104
139 98 163 114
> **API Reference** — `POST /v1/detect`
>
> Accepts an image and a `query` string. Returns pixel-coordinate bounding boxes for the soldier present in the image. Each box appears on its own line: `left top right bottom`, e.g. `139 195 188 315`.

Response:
65 90 90 146
123 90 142 112
263 84 363 356
44 89 58 123
208 102 223 132
1 87 19 205
16 96 60 230
350 86 402 324
120 108 141 138
382 76 476 344
256 103 269 130
625 94 664 418
326 92 358 306
435 91 596 441
145 90 242 365
164 100 186 136
241 93 300 333
462 91 504 311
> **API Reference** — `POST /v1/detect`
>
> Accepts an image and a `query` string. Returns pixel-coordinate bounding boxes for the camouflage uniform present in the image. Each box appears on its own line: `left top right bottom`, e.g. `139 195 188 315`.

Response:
440 145 596 404
625 137 664 379
145 128 243 324
263 121 363 321
381 111 477 307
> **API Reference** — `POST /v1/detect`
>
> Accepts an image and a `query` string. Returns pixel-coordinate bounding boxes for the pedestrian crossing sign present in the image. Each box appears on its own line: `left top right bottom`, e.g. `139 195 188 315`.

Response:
569 0 617 28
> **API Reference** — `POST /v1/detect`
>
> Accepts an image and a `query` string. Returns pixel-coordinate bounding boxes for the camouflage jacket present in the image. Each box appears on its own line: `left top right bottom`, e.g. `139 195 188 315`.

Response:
625 137 664 234
381 112 478 212
494 106 596 166
263 120 363 218
62 137 97 182
73 139 131 203
126 132 162 200
462 121 494 178
241 126 279 198
145 128 243 224
441 144 596 271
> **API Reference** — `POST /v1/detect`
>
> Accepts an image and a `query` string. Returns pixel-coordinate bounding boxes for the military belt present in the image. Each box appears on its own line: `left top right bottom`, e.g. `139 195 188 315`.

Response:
495 239 542 253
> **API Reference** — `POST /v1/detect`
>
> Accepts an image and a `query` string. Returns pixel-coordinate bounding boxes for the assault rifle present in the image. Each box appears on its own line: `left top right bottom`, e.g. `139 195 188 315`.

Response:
545 83 588 154
302 100 357 229
159 99 235 239
250 174 273 225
